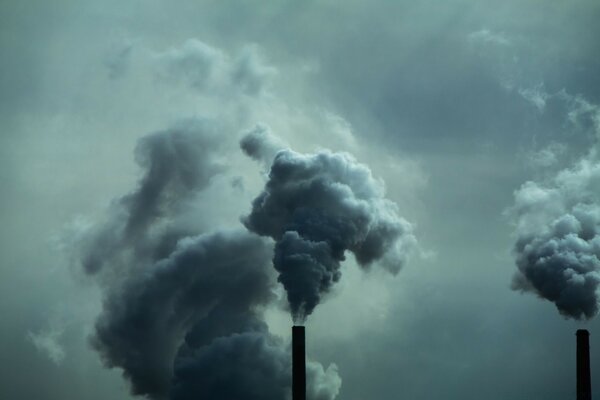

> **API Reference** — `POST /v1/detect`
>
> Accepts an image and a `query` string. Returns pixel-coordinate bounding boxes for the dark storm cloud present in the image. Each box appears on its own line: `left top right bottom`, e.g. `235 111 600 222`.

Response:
511 158 600 319
244 148 416 322
75 123 340 399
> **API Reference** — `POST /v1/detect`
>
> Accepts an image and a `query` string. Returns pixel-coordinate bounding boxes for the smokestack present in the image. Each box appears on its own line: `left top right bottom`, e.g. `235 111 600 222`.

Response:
577 329 592 400
292 326 306 400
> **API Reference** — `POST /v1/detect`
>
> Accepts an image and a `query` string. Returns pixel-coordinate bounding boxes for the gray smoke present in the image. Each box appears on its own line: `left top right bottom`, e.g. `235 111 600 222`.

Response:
243 147 416 322
240 124 285 166
172 329 340 400
92 230 276 397
76 121 340 399
171 330 289 400
511 158 600 319
80 118 224 275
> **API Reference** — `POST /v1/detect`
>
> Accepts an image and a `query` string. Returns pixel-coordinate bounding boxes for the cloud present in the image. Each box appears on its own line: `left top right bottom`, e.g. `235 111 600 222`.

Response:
517 86 600 137
468 29 511 46
155 39 276 96
526 143 567 168
244 148 417 322
231 44 278 96
562 92 600 136
518 85 549 112
27 326 66 365
155 39 227 91
321 112 358 151
105 40 134 79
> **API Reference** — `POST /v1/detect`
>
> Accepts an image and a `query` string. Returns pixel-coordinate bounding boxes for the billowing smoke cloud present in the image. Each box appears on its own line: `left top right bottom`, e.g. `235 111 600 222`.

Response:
511 157 600 319
243 147 417 322
75 121 340 399
172 329 340 400
171 331 290 400
78 118 224 276
93 230 275 397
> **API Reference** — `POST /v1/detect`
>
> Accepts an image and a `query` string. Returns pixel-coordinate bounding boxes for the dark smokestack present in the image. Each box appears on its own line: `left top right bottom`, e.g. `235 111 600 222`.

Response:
292 326 306 400
577 329 592 400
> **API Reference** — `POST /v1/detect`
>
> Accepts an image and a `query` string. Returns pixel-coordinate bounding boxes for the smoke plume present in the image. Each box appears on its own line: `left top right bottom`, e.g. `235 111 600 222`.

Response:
240 124 285 166
243 147 416 322
76 121 340 399
511 157 600 319
78 118 224 276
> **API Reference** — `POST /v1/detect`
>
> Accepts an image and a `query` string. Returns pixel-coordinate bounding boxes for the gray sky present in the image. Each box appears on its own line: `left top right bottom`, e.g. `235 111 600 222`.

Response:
1 1 600 399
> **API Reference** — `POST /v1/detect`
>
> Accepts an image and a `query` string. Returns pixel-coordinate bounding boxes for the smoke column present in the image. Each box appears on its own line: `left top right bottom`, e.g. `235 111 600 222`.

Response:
511 158 600 319
74 120 341 400
242 138 417 322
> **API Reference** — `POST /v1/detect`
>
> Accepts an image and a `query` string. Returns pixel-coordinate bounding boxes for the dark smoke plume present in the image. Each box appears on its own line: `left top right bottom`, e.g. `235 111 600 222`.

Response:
511 158 600 319
240 124 285 166
93 230 276 397
171 330 290 400
79 118 224 275
76 120 340 399
243 147 416 322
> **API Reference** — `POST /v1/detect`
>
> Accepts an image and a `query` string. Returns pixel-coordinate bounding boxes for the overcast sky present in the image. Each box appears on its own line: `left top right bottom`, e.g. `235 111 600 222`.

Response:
2 1 600 399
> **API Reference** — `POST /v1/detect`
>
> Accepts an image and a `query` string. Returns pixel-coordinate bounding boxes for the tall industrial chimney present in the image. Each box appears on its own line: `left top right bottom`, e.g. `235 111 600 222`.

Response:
577 329 592 400
292 326 306 400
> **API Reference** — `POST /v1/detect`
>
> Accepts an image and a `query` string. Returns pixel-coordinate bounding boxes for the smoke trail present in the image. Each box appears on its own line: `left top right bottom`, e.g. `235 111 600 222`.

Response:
240 124 285 166
79 118 224 275
511 157 600 319
75 120 340 399
243 146 417 322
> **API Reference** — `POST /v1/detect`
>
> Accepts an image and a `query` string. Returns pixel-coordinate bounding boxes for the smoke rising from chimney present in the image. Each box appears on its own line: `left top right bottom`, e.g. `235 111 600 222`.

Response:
511 158 600 319
242 145 417 322
74 120 340 399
